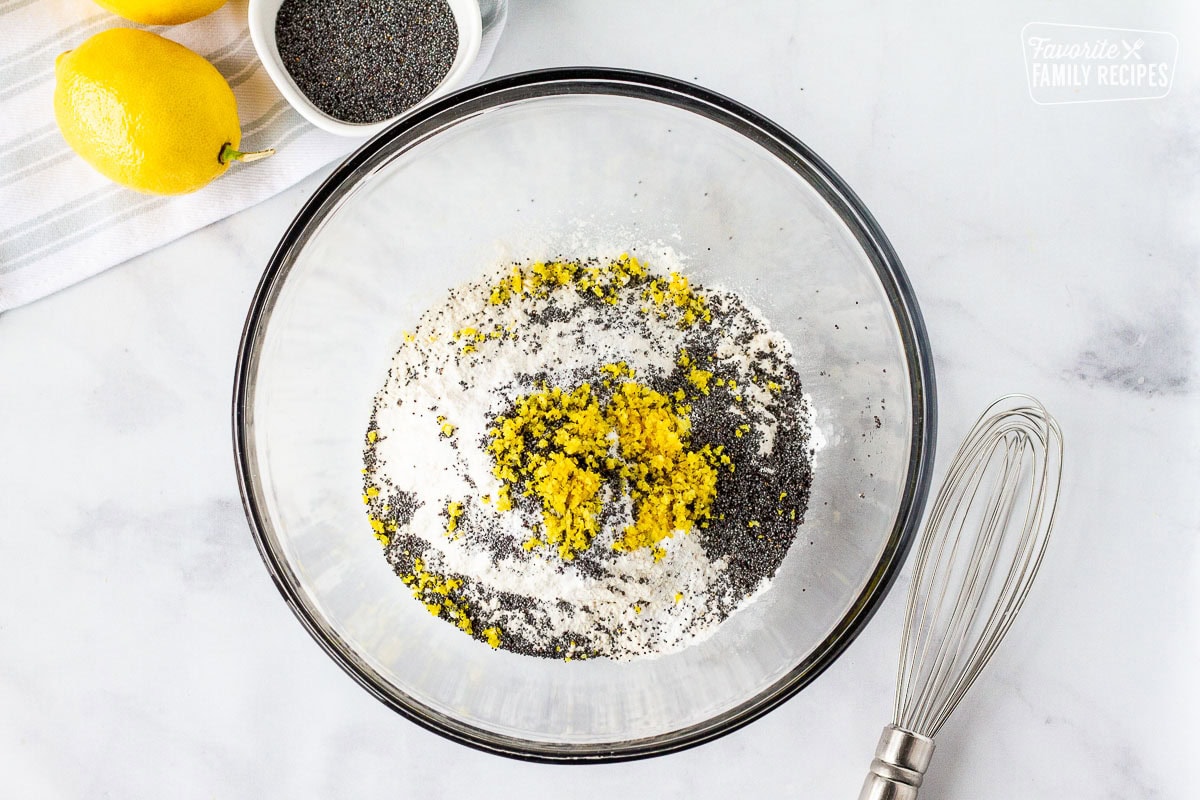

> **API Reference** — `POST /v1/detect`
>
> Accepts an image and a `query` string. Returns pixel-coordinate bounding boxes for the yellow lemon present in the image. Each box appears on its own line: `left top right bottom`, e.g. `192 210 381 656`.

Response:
92 0 227 25
54 29 272 195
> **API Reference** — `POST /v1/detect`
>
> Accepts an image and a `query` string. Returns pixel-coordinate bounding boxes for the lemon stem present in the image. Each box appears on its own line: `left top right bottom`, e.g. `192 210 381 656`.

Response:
219 142 275 165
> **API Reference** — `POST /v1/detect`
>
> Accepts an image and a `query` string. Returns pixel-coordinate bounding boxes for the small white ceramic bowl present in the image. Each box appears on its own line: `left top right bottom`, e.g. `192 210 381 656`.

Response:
248 0 483 137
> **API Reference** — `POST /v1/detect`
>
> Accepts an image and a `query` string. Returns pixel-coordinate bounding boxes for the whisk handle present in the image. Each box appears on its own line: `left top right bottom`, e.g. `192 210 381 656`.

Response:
857 725 935 800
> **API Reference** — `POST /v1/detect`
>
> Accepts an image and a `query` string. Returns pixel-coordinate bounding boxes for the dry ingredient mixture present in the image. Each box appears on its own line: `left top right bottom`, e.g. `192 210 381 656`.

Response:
275 0 458 124
363 251 813 660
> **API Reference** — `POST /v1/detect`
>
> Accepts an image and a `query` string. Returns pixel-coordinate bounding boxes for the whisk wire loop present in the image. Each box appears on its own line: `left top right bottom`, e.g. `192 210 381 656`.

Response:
863 396 1061 800
897 396 1062 737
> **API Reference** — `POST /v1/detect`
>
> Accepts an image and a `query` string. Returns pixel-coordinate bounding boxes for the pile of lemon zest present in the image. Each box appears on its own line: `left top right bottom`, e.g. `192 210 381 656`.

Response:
483 627 502 649
440 422 456 437
667 273 689 304
495 485 512 511
366 486 380 497
445 501 464 535
674 592 684 603
633 272 712 328
488 376 721 561
486 255 705 327
599 361 636 379
487 384 609 560
367 430 378 444
399 558 473 634
607 382 719 555
687 368 714 394
369 517 385 534
488 284 510 305
642 279 666 308
453 607 473 633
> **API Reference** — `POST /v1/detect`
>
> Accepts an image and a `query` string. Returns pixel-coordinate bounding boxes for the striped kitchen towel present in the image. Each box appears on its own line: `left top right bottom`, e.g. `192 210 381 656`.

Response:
0 0 504 312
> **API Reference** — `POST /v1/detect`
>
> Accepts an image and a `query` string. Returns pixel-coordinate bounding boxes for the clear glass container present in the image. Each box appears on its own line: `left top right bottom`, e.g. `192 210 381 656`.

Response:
233 69 936 761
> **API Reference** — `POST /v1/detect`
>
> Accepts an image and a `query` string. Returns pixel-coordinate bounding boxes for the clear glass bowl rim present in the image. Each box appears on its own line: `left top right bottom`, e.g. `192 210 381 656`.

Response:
232 67 938 763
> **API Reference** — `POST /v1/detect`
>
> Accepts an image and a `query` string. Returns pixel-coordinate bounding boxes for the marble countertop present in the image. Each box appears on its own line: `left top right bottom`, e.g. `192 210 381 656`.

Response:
2 1 1196 797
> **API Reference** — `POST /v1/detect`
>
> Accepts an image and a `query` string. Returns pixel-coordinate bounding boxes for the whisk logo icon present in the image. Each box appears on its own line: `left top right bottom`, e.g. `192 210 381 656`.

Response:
1022 22 1178 104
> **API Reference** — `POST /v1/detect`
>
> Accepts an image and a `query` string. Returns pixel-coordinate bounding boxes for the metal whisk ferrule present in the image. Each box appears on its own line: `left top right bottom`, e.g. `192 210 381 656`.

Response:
860 725 934 800
858 395 1063 800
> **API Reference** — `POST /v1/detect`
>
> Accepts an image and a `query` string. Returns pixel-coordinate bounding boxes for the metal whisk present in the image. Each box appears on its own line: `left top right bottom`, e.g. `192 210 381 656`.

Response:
858 395 1063 800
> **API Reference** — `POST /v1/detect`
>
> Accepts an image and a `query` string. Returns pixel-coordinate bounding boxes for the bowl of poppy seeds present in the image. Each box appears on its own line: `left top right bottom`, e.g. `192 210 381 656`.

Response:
248 0 483 136
234 70 937 761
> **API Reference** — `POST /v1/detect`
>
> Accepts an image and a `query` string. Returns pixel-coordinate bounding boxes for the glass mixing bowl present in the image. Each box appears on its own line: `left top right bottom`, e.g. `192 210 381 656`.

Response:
233 69 936 761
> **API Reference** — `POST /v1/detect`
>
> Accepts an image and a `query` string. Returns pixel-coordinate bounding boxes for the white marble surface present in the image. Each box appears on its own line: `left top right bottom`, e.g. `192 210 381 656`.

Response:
2 1 1197 797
